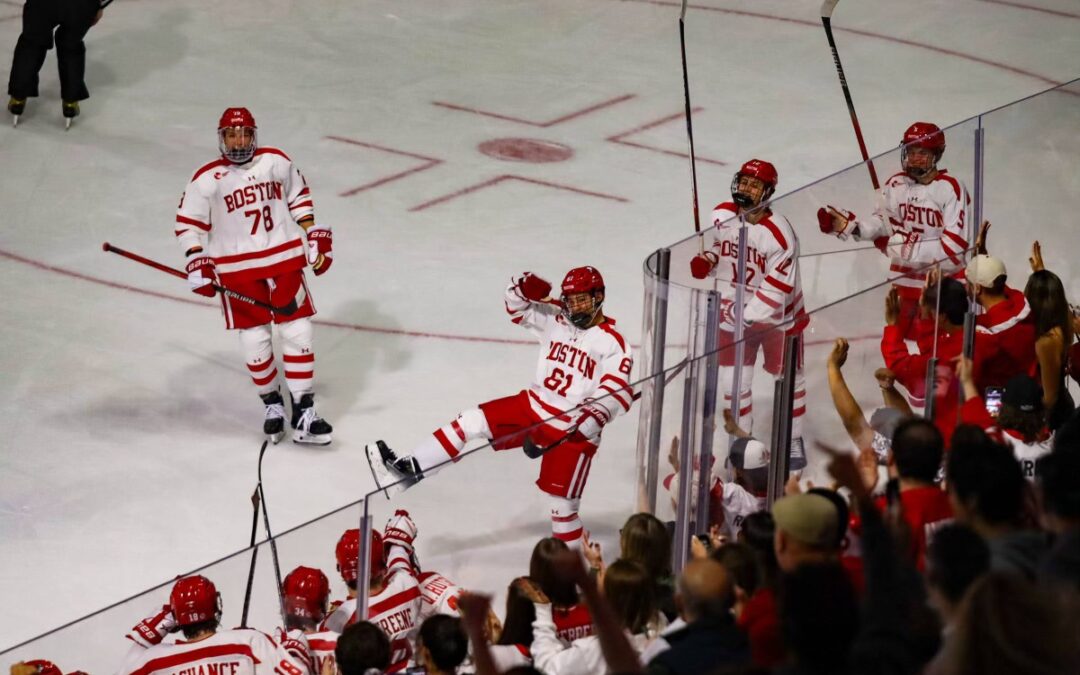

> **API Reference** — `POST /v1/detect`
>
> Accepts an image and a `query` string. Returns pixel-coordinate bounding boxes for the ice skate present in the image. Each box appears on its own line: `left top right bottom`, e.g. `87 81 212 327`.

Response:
62 100 79 130
291 393 332 446
789 436 807 473
260 389 287 444
364 440 422 499
8 98 25 127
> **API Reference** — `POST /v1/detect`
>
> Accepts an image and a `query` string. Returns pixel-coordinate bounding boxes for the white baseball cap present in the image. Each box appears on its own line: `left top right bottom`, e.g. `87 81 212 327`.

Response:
965 254 1007 288
729 438 770 470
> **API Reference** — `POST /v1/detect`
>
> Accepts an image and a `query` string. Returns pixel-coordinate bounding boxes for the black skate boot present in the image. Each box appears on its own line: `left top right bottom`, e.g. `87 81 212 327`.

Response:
364 440 422 499
260 389 287 444
291 393 332 446
8 98 25 126
62 100 79 130
789 436 807 473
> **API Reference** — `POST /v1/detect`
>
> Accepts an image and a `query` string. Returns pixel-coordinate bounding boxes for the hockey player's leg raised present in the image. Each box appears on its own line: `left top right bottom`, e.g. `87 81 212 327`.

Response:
366 408 492 498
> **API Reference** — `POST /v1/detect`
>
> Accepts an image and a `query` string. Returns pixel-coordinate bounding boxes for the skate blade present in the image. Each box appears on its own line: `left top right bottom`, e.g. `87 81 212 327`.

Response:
267 430 285 445
64 118 72 131
11 115 18 127
293 431 332 446
364 442 403 500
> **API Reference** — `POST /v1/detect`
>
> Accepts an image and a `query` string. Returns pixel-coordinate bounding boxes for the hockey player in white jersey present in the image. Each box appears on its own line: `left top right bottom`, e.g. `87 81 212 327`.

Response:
818 122 972 339
366 266 634 546
322 512 423 673
118 574 312 675
690 160 809 470
280 566 337 674
175 107 333 445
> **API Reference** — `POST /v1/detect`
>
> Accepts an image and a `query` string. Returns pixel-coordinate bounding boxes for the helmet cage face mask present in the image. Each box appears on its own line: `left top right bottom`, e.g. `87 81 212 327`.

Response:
900 123 945 179
900 144 942 179
219 126 257 164
730 173 774 209
561 290 604 329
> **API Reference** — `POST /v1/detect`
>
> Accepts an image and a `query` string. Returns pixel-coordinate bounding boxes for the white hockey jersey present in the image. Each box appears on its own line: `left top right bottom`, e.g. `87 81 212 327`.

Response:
417 571 463 621
706 203 807 333
504 280 634 433
304 631 338 674
175 147 315 283
320 544 422 674
117 628 309 675
849 170 971 291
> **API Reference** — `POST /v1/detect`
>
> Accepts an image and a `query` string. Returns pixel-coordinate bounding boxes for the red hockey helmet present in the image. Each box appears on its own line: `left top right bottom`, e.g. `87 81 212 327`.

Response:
283 566 331 621
900 122 945 178
23 661 62 675
560 266 605 329
218 107 258 164
731 159 778 208
169 575 222 626
335 528 386 585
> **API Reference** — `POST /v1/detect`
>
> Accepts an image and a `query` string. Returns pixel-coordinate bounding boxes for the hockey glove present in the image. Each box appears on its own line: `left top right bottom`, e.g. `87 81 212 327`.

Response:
275 627 315 673
573 404 607 442
306 223 333 276
817 206 854 240
185 250 217 297
690 251 719 279
126 604 179 648
383 509 418 552
517 272 552 302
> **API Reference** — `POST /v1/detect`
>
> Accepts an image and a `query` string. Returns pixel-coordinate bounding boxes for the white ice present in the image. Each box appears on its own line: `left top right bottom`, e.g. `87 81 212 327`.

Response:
1 0 1078 666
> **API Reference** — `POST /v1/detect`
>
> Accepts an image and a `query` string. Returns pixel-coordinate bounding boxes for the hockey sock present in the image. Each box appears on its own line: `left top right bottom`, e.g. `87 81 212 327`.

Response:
548 494 584 548
791 369 807 440
279 317 315 400
411 408 491 472
239 324 277 396
722 364 755 429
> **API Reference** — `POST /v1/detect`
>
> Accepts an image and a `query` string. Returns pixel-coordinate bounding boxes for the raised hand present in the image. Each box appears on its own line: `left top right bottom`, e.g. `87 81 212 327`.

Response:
828 338 849 369
1029 240 1045 272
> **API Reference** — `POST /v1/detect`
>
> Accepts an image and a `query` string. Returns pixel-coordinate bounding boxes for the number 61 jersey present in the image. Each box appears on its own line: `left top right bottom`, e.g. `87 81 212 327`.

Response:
175 147 314 284
505 280 634 433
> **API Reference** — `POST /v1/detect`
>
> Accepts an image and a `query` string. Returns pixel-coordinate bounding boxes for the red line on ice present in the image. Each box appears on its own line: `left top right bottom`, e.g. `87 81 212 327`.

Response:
607 108 727 166
326 136 444 197
624 0 1069 89
432 94 636 128
409 174 628 212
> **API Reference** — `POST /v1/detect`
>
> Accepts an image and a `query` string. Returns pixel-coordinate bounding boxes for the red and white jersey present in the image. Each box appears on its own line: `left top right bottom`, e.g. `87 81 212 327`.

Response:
320 545 421 673
304 631 338 675
706 203 807 333
851 170 971 291
552 603 593 644
417 571 463 621
663 471 764 539
175 147 315 284
117 628 309 675
505 280 634 433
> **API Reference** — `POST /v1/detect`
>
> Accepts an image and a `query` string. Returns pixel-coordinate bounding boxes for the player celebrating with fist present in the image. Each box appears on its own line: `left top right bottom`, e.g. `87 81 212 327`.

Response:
690 159 809 470
366 267 634 547
175 107 334 445
817 122 971 338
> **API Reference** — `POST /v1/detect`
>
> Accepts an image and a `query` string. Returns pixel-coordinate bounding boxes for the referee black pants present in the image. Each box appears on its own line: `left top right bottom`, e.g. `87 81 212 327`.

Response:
7 0 100 101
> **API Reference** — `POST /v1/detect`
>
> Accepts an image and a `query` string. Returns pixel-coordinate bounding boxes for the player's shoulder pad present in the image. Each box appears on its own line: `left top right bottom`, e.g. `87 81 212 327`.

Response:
255 146 293 162
932 170 964 200
711 201 739 223
595 318 628 352
758 214 793 251
190 157 231 182
884 171 909 187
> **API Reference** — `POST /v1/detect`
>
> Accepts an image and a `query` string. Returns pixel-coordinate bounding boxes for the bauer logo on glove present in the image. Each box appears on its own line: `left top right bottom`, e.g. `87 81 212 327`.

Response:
305 223 333 275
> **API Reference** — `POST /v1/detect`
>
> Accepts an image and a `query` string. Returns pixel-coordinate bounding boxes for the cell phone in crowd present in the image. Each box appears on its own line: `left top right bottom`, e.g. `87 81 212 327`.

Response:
985 386 1004 417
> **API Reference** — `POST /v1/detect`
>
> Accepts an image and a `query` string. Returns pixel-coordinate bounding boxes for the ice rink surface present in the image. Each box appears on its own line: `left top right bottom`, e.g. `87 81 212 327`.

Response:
1 0 1079 660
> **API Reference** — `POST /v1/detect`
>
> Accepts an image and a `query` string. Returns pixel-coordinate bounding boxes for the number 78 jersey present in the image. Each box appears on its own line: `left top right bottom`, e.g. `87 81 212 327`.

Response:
175 147 315 284
504 279 634 432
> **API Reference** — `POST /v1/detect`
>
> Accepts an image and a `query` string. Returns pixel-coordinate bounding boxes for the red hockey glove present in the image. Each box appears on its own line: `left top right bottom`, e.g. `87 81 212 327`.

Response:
690 251 719 279
185 251 217 297
306 223 333 276
126 604 178 648
275 627 315 672
817 206 854 240
573 404 607 442
383 509 418 552
517 272 552 302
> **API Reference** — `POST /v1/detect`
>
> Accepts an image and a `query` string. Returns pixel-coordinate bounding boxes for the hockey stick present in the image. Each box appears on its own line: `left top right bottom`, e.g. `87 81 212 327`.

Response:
678 0 702 234
239 442 267 628
820 0 880 190
522 357 692 459
256 441 287 625
102 242 299 316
